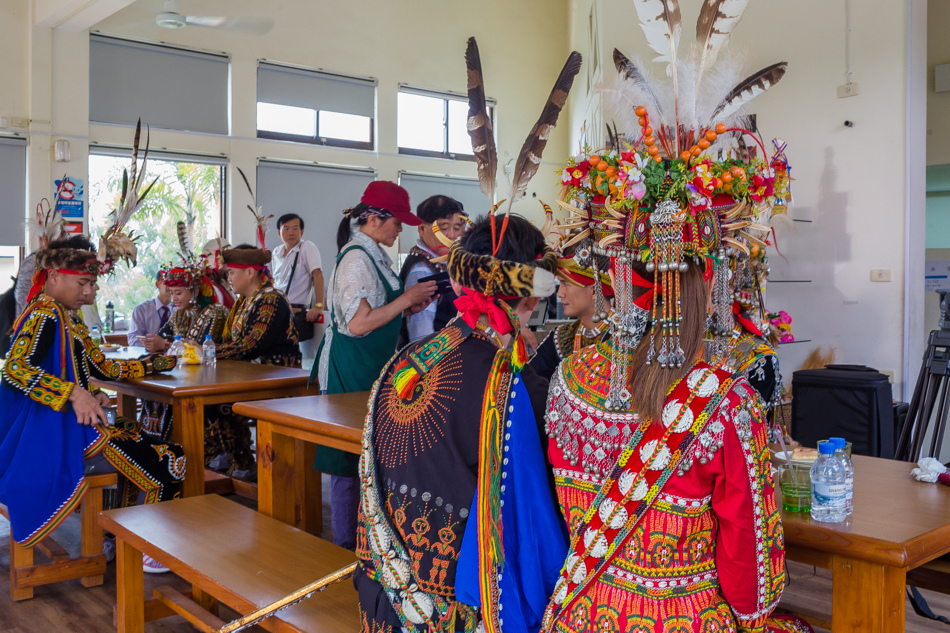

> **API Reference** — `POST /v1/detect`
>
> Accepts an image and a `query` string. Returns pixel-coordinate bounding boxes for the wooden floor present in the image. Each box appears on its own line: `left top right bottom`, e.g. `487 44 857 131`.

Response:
2 488 950 632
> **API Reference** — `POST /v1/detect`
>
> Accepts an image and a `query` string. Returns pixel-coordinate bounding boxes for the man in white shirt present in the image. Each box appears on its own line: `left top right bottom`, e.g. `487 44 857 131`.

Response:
128 272 173 346
271 213 324 358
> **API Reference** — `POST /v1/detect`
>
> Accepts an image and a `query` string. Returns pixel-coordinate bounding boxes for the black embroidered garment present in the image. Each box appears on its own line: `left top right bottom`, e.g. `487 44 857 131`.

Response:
529 320 610 382
355 331 551 627
218 280 301 367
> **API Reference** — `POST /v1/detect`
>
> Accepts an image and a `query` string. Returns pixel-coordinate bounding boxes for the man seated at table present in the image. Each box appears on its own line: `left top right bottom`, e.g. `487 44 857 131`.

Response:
203 243 300 480
0 238 185 572
355 216 567 633
128 271 173 346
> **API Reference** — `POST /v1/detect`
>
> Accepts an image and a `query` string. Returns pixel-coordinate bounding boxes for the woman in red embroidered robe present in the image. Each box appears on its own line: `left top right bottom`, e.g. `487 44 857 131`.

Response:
542 258 810 633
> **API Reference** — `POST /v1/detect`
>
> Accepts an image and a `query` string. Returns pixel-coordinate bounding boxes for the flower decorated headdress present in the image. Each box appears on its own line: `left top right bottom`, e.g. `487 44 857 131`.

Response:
550 0 791 412
98 119 159 275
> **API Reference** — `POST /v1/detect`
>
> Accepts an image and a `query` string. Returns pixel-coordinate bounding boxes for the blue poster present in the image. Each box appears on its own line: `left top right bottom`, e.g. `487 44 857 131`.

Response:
54 177 84 219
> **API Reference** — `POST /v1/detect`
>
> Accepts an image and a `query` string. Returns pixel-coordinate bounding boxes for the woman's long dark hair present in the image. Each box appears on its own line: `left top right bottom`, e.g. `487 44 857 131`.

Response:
627 259 709 422
336 205 371 253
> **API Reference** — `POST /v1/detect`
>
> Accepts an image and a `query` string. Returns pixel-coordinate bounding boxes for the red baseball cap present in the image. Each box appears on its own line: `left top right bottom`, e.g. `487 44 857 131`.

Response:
361 181 422 226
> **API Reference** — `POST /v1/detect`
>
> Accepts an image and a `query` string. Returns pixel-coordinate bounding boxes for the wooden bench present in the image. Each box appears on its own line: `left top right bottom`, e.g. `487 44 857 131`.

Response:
99 493 359 633
0 472 118 601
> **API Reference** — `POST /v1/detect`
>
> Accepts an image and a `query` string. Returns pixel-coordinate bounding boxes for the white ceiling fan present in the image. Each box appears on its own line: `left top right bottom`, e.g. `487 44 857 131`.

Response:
155 0 274 35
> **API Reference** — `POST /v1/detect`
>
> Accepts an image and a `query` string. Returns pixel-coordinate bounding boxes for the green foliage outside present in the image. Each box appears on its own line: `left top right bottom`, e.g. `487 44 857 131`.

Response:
88 156 222 323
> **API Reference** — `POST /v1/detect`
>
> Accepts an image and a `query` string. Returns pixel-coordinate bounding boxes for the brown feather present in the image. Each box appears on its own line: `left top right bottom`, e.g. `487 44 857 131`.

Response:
506 51 583 213
236 166 256 204
708 61 787 122
695 0 749 79
613 49 665 120
465 38 497 204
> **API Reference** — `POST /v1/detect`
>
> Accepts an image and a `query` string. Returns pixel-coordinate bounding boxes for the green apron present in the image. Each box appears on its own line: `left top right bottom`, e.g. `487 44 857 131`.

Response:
311 244 403 477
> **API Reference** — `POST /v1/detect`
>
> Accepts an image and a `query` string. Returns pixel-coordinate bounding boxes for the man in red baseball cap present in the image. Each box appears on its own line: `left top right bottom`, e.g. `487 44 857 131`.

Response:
311 180 437 550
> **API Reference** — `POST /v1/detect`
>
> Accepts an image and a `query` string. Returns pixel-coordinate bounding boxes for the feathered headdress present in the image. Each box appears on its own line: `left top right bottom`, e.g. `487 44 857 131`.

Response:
29 177 69 249
99 119 158 273
236 166 272 249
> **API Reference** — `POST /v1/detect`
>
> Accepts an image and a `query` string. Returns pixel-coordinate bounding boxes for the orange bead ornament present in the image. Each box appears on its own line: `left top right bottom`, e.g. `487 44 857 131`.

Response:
647 145 660 156
721 172 733 183
638 116 647 127
605 166 616 177
643 126 653 136
698 139 711 150
653 155 663 163
635 106 647 117
715 123 727 134
680 151 692 162
705 130 718 142
596 160 609 171
691 147 702 157
644 136 656 147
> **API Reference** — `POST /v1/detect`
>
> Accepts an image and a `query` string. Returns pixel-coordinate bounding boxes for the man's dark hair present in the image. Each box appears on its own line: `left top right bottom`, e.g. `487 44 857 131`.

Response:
459 214 545 264
416 196 465 225
155 271 165 283
277 213 305 231
232 243 256 250
48 235 95 252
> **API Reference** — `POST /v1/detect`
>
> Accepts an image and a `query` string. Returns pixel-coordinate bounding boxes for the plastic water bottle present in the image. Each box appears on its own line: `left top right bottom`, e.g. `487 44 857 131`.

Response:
202 334 216 366
168 336 184 363
829 436 854 515
104 300 115 334
89 326 103 346
810 442 848 523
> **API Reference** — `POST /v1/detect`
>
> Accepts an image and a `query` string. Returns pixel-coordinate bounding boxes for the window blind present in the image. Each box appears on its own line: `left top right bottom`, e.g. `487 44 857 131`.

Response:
258 61 375 118
0 137 27 246
89 34 230 134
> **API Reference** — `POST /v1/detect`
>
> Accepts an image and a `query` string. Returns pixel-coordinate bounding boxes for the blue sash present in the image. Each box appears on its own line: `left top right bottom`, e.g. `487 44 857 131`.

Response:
455 379 569 633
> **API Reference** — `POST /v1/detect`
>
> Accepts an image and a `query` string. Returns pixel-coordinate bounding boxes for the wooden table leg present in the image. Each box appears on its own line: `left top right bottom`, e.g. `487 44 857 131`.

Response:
257 422 296 526
115 538 144 633
296 440 321 533
116 394 138 420
80 487 105 588
173 396 206 497
831 555 906 632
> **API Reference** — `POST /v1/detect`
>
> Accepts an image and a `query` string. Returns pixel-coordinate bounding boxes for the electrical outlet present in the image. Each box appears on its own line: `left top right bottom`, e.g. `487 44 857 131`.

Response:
881 369 895 383
11 117 27 128
837 82 859 98
870 268 892 282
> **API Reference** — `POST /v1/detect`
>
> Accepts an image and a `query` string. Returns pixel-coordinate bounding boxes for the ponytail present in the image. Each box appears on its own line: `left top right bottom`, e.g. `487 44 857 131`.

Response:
337 205 372 252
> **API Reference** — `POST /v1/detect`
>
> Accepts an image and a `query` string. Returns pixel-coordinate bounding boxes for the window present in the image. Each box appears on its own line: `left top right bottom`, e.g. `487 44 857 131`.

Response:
398 88 495 160
89 34 230 135
397 172 489 255
0 136 26 247
257 61 376 150
88 151 226 320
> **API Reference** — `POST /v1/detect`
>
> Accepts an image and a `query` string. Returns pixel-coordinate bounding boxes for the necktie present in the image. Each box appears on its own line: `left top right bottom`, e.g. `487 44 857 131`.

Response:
159 305 169 327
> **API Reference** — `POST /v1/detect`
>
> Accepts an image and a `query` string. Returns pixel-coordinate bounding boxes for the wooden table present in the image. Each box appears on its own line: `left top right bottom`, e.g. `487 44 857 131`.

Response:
99 494 358 633
232 392 368 533
779 454 950 632
93 361 312 498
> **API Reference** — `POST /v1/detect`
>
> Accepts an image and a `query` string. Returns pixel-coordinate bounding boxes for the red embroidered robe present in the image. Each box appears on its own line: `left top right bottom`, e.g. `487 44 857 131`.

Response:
544 342 805 633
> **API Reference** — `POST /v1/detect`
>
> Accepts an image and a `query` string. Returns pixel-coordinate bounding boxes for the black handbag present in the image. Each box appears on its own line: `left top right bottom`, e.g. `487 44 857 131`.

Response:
284 251 314 342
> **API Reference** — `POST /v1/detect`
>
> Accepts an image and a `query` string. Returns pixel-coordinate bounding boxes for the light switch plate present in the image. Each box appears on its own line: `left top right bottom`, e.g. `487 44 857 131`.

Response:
837 82 859 98
870 269 891 282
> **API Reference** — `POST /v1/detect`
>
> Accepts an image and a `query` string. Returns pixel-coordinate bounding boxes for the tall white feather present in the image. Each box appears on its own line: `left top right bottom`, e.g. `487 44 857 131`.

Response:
695 0 749 89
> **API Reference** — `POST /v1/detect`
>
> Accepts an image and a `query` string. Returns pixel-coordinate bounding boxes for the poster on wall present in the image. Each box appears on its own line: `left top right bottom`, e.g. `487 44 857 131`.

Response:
926 260 950 292
54 176 84 219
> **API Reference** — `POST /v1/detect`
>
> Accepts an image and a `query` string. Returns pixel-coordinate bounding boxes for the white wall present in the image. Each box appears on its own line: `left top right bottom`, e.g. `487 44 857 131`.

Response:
566 0 927 398
927 0 950 167
2 0 573 253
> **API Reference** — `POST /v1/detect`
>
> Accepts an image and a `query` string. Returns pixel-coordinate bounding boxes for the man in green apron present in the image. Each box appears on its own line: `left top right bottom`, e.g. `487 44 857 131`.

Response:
311 180 437 549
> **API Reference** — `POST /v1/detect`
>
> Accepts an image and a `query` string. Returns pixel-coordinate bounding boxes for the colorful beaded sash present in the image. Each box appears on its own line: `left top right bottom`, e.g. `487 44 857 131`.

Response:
541 362 734 631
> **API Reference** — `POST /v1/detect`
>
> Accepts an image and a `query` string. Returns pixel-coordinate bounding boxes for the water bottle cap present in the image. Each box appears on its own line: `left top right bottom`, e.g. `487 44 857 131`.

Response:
829 437 846 449
205 334 212 340
818 442 836 455
91 326 98 330
175 336 182 340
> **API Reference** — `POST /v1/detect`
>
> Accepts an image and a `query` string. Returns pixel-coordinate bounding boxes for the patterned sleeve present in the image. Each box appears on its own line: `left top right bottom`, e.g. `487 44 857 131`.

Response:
215 292 288 360
76 319 174 381
1 307 75 411
711 380 785 632
333 249 383 328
